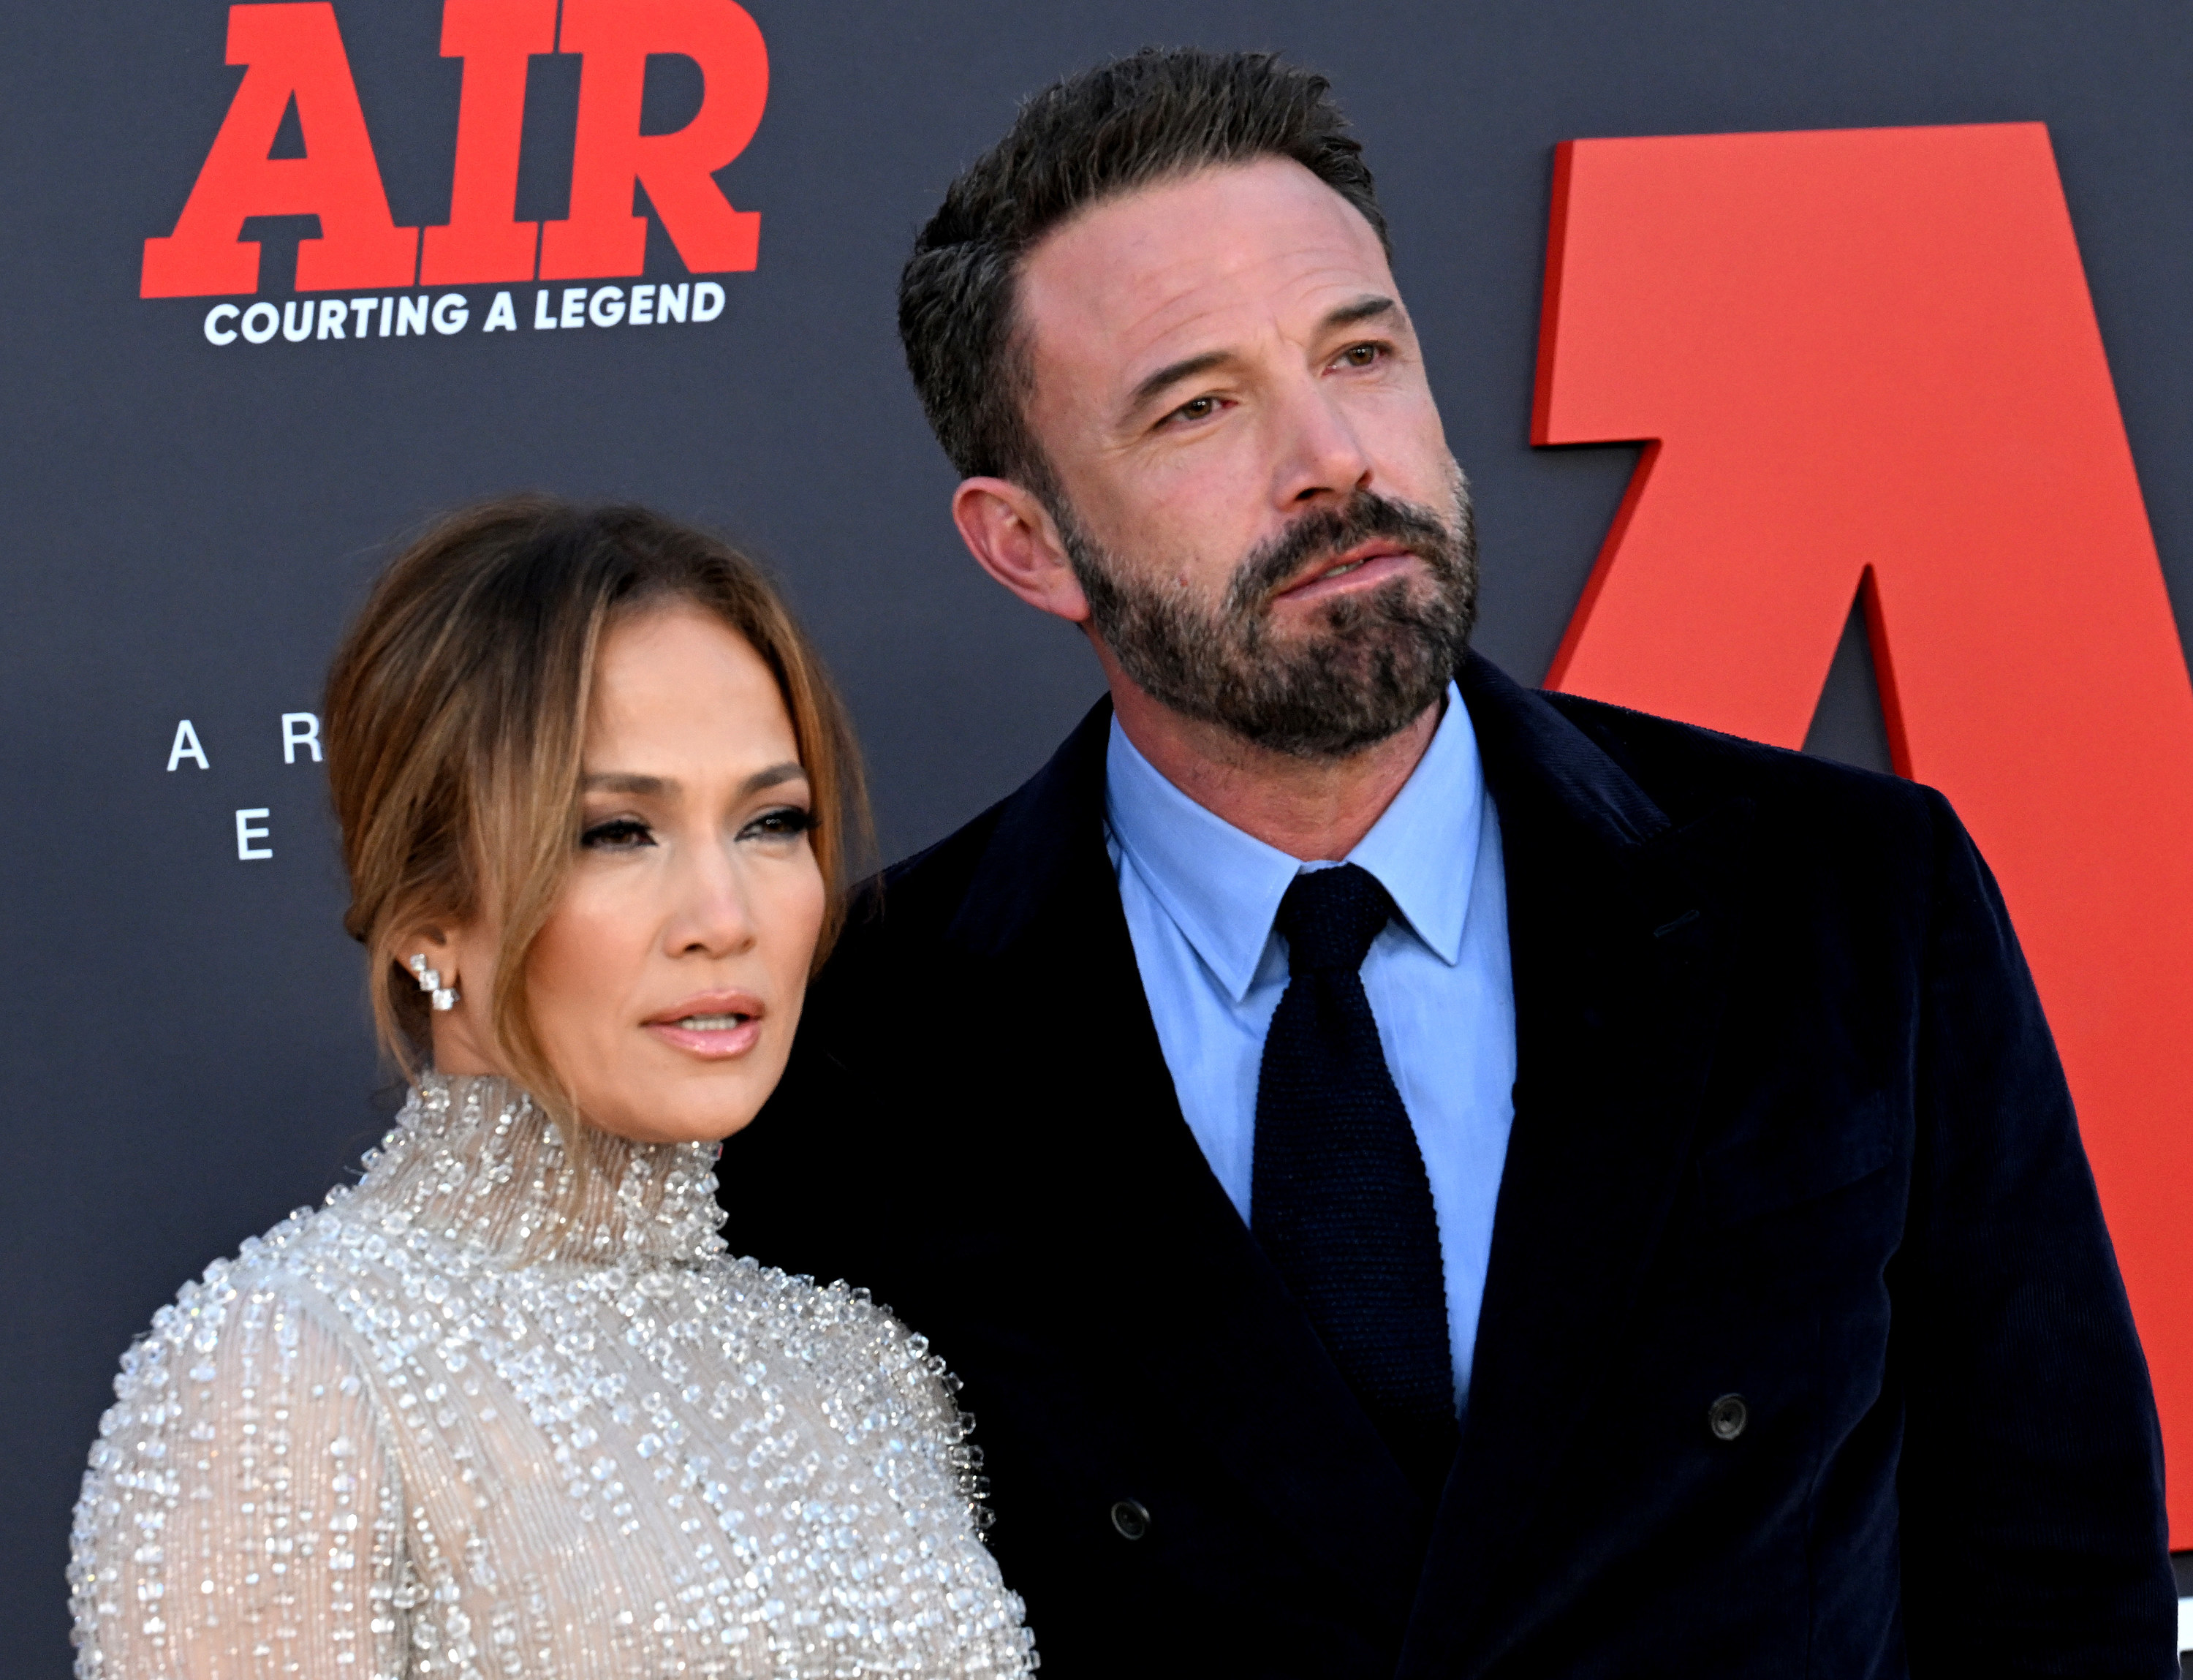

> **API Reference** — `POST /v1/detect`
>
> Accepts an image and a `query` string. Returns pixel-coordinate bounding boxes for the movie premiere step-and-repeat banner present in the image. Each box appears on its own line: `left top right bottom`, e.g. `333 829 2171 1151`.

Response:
7 1 2193 1666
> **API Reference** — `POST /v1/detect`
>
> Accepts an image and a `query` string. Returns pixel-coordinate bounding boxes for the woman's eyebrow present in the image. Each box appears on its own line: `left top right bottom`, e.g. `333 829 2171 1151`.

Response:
741 761 808 797
582 771 673 795
580 765 806 797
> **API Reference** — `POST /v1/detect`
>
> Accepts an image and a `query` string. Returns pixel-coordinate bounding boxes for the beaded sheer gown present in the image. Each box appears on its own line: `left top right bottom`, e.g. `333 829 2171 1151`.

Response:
69 1074 1036 1679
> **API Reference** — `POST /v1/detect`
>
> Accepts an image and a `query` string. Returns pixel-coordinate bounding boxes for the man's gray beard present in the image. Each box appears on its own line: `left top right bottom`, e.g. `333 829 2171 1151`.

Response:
1056 474 1480 760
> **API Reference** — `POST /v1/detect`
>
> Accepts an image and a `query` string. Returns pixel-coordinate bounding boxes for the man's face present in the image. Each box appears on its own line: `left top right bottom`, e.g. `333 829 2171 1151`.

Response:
1016 156 1476 758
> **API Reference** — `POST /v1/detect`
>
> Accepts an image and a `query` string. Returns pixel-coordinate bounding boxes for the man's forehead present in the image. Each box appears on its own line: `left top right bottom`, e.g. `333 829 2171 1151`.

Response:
1018 158 1395 397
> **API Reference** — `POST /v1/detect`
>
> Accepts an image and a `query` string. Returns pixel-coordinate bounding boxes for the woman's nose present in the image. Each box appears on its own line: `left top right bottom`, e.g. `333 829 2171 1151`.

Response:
666 850 757 957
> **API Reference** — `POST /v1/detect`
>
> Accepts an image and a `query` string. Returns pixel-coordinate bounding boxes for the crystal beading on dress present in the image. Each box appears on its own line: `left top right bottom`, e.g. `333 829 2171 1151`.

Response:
69 1074 1036 1679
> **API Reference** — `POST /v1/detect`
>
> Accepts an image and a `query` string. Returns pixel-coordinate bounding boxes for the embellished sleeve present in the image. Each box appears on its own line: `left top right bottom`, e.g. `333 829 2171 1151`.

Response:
841 1292 1038 1676
69 1262 412 1680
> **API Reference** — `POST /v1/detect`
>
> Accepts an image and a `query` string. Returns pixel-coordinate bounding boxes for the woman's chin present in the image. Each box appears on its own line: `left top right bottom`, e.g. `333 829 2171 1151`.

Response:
576 1057 776 1146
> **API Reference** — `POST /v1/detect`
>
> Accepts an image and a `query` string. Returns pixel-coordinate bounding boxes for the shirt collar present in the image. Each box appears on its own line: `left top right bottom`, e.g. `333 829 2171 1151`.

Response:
1104 682 1485 1003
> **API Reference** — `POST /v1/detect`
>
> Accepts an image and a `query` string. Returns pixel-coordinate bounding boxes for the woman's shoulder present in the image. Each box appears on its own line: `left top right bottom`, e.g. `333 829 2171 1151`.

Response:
152 1192 343 1309
709 1254 942 1372
101 1187 391 1410
707 1255 976 1437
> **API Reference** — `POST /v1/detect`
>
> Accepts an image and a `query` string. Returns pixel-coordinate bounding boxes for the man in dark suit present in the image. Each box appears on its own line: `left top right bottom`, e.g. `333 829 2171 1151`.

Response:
720 48 2175 1677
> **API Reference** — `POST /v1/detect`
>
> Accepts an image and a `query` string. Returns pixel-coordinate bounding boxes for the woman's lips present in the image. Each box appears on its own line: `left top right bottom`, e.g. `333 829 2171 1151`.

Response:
1273 548 1418 605
643 995 765 1061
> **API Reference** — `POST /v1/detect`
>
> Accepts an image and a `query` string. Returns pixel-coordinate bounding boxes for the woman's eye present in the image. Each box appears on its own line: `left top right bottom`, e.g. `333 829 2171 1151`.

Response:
579 817 655 850
742 806 816 843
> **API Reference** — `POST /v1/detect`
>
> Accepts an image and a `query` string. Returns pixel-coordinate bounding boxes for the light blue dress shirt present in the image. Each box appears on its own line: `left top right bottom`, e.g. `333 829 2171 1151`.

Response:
1104 684 1517 1407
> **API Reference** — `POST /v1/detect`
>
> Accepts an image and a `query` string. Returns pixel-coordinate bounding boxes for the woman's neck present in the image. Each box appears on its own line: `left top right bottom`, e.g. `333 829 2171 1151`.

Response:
348 1072 727 1267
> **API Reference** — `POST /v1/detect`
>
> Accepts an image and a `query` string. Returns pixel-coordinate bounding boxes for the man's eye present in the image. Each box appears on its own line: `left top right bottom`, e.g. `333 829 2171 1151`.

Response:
743 806 816 842
1336 343 1384 369
579 817 654 850
1166 396 1221 426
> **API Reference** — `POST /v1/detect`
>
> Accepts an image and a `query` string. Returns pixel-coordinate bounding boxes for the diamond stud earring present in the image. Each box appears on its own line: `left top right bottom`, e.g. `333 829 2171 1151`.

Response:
409 953 461 1012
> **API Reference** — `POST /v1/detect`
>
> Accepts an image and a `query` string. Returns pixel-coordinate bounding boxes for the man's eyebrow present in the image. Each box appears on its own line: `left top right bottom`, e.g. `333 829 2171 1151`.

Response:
1126 349 1234 420
1323 294 1398 333
1122 297 1402 422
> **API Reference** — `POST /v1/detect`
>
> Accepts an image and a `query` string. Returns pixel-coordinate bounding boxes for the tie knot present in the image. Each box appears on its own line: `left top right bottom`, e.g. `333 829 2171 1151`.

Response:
1276 863 1396 975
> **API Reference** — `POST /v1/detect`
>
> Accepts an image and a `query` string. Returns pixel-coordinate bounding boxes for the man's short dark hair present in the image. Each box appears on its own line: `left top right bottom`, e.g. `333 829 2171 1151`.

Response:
898 48 1387 494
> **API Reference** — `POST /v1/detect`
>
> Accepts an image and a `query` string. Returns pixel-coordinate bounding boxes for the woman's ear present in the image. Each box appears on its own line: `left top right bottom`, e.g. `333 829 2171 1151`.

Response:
391 926 459 989
952 477 1092 624
392 928 460 1016
392 922 503 1076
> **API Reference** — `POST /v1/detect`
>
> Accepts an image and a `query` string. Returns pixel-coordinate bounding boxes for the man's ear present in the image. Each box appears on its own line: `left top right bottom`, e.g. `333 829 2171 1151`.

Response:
952 477 1091 624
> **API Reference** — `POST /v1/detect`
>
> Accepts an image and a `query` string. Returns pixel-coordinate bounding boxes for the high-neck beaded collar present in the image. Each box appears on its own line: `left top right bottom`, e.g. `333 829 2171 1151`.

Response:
346 1072 728 1267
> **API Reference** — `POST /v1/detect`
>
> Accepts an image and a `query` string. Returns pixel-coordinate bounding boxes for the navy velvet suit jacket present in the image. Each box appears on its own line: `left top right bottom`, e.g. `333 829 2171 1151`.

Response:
718 654 2175 1678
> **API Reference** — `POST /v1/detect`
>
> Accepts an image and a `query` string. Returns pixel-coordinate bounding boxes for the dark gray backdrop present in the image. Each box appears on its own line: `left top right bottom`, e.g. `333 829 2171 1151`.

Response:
8 2 2191 1670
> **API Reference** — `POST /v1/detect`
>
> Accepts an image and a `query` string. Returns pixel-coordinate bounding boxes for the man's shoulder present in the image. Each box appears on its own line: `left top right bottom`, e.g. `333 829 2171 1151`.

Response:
830 679 1955 975
1534 684 1942 845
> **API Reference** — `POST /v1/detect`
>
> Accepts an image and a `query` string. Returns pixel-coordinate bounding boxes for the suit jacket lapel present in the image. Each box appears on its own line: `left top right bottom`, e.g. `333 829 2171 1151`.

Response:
1401 657 1754 1675
946 700 1429 1630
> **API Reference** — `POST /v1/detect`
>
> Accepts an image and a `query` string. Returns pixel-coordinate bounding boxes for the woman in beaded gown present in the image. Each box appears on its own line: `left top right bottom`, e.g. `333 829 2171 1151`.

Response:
70 499 1037 1679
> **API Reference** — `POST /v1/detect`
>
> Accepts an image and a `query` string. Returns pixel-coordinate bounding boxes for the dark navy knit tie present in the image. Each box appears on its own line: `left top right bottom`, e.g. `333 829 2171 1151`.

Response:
1252 863 1458 1500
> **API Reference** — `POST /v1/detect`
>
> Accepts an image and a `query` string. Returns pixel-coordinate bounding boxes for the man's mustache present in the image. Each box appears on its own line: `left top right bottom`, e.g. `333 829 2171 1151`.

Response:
1225 491 1462 613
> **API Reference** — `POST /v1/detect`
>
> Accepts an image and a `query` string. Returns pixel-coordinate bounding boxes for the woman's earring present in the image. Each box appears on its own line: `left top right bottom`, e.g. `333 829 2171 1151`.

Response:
408 953 461 1012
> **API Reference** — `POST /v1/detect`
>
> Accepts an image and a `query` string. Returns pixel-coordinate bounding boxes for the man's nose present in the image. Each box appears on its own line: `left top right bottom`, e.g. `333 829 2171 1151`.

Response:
1270 378 1374 508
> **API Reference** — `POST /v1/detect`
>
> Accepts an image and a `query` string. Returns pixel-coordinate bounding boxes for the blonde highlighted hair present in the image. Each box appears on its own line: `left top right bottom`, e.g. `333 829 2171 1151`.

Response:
324 495 866 1127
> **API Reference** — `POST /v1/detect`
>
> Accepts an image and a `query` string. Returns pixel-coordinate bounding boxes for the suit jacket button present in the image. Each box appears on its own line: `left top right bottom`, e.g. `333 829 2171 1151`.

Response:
1709 1393 1749 1441
1110 1498 1151 1540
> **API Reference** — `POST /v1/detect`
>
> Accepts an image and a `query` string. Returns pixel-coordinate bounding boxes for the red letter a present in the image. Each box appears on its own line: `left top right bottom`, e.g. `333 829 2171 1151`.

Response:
141 3 418 298
420 0 558 286
1536 123 2193 1538
539 0 768 280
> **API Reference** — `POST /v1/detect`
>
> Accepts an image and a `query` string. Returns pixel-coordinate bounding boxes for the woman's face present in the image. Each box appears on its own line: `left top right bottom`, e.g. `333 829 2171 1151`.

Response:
429 601 827 1144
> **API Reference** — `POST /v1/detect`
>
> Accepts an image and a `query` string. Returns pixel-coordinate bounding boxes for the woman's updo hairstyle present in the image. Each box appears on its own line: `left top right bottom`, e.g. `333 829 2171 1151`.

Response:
324 494 866 1106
